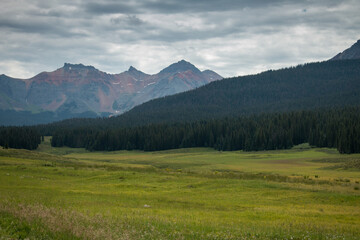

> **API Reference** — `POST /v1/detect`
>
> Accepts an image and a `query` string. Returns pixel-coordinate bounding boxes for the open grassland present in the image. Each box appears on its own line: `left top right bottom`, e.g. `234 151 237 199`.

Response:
0 138 360 239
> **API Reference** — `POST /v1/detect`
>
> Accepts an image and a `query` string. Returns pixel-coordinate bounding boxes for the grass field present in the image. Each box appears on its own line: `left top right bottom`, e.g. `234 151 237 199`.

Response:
0 138 360 239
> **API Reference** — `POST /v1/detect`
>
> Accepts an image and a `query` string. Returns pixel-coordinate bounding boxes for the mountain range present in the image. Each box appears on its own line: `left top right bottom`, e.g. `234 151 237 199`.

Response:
1 40 359 127
0 60 222 125
36 39 360 131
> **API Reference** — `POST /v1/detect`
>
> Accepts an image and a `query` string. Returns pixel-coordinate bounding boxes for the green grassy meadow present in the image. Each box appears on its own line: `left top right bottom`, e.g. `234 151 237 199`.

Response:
0 138 360 239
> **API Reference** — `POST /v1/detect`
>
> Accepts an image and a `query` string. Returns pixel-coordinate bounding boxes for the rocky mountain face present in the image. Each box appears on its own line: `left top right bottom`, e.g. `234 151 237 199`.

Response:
0 60 222 121
331 39 360 60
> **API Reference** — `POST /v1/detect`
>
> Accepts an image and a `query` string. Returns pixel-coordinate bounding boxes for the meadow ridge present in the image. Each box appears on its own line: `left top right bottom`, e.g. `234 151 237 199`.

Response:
0 138 359 239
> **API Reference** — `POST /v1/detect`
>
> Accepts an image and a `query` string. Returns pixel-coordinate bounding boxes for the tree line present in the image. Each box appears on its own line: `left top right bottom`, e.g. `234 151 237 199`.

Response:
51 107 360 154
0 127 41 150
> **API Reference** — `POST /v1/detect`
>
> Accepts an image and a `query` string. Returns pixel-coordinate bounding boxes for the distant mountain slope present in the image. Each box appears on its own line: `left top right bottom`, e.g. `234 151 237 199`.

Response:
0 60 222 125
331 40 360 60
109 59 360 126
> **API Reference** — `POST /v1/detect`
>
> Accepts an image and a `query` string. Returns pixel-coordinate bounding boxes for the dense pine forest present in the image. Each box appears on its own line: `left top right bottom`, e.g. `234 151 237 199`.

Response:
50 107 360 154
0 127 41 150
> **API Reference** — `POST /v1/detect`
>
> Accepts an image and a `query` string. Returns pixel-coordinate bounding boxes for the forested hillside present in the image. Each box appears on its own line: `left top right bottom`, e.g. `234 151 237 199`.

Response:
116 59 360 125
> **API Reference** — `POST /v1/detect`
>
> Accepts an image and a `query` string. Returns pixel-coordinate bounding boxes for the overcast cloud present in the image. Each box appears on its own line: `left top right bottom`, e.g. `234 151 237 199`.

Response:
0 0 359 78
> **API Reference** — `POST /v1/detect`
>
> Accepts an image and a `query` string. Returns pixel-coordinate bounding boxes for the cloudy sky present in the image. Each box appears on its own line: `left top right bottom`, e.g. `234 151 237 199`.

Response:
0 0 359 78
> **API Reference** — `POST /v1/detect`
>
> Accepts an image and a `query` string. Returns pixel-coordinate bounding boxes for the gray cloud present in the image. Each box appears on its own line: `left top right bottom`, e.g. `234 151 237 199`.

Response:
0 17 88 38
92 0 344 14
0 0 359 78
140 0 290 13
110 15 145 27
85 2 138 14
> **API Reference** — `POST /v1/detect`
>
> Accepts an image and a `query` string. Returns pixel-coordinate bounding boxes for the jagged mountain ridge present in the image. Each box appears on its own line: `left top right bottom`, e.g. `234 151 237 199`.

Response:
0 60 222 124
